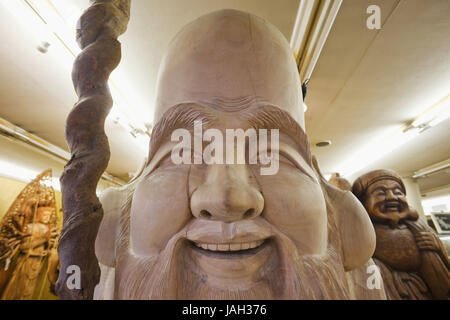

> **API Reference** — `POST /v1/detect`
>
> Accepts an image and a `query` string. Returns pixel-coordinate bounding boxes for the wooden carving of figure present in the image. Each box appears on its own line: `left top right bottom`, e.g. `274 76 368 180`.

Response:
91 9 381 300
0 170 60 300
329 173 352 191
57 0 379 299
57 1 386 299
352 169 450 299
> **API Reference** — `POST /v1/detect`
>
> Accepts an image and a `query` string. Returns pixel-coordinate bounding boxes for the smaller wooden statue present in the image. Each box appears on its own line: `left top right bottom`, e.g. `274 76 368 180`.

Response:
328 173 352 191
0 169 60 299
352 169 450 299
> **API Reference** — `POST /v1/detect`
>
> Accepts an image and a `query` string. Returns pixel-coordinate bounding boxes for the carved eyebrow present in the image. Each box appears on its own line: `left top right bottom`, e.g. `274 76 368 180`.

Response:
146 103 215 166
142 142 178 179
372 186 387 192
243 105 312 167
146 102 312 168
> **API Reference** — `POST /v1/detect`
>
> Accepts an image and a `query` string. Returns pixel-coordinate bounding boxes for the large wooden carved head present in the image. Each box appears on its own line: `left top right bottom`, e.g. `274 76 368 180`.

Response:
92 9 376 300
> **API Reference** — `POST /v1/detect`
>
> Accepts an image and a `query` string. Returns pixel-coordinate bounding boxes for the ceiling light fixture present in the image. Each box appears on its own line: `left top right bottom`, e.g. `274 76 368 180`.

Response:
412 159 450 179
337 126 421 178
291 0 343 81
411 95 450 130
336 95 449 179
37 41 51 53
1 0 53 48
1 0 150 150
316 140 331 147
0 116 125 187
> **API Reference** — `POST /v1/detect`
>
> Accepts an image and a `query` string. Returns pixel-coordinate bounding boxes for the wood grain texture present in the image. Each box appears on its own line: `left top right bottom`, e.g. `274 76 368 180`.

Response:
56 0 130 300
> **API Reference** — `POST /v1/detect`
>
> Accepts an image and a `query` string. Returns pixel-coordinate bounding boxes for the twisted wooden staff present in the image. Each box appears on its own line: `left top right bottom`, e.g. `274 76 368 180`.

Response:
56 0 131 299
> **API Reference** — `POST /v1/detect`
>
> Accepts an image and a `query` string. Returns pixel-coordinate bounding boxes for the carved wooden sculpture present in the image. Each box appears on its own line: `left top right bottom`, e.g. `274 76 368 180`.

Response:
56 0 131 299
0 169 59 300
329 173 352 191
352 169 450 299
91 10 381 300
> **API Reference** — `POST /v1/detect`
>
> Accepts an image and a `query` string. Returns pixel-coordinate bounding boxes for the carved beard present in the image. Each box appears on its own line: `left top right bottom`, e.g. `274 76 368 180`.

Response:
369 199 418 228
115 228 350 300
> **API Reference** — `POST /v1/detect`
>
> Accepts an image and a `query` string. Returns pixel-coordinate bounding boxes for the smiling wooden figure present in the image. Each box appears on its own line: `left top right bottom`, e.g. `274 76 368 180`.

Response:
352 169 450 299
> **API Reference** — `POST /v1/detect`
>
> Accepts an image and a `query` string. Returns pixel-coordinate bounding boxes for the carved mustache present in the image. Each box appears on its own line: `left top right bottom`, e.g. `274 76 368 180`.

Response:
185 217 274 247
375 199 408 213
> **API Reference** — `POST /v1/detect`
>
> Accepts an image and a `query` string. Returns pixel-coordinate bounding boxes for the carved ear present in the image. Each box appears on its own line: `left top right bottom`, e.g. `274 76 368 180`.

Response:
312 156 376 271
351 177 365 202
95 187 127 268
311 155 325 180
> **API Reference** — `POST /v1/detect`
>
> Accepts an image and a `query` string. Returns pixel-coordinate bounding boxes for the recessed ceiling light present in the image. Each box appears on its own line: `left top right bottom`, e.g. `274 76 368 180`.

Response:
37 41 50 53
315 140 331 147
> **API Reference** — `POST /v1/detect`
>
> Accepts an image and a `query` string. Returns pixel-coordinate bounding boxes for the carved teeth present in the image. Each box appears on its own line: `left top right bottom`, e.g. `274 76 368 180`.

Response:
249 240 262 249
195 240 264 252
229 243 241 251
218 244 229 251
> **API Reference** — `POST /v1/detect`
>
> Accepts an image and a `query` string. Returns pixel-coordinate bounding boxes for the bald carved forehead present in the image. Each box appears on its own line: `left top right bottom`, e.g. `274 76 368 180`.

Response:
154 9 304 129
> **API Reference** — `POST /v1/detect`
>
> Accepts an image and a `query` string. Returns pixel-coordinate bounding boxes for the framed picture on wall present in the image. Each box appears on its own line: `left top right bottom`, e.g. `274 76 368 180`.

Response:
430 212 450 235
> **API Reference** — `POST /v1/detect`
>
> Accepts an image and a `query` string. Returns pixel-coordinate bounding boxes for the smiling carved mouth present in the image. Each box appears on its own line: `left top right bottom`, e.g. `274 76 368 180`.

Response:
384 201 400 211
192 240 265 252
185 218 274 257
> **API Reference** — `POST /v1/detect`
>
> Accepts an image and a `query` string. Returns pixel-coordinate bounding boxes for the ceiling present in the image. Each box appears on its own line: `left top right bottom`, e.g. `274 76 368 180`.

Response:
0 0 299 181
0 0 449 197
306 0 450 190
0 133 115 192
121 0 300 123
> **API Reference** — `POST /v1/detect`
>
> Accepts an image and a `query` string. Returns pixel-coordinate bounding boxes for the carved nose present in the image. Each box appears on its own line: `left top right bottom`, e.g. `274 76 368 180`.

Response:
386 190 397 200
190 165 264 222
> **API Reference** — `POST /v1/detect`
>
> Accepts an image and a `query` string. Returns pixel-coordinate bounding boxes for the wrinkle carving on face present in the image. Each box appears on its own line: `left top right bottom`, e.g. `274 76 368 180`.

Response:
113 101 351 299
